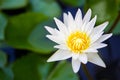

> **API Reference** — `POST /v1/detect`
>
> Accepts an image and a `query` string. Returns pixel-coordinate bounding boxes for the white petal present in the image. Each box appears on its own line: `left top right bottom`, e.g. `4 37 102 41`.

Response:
54 17 68 35
84 48 98 53
45 26 62 36
54 44 68 50
93 22 109 34
67 12 76 32
47 50 72 62
90 43 107 49
72 59 81 73
90 31 104 44
44 26 56 35
85 15 97 35
83 9 92 23
80 21 87 32
75 9 82 29
79 53 88 64
87 52 106 67
96 33 112 43
72 53 79 60
46 35 65 44
63 13 68 26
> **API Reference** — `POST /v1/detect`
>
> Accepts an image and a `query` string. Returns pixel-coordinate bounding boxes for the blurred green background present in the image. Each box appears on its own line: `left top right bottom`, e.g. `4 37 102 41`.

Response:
0 0 120 80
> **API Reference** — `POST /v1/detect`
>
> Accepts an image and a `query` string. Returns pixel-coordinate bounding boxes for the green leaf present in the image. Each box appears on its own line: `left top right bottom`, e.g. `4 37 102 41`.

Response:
84 0 118 24
29 0 61 18
47 61 79 80
0 66 14 80
60 0 85 7
113 21 120 35
28 19 56 54
117 0 120 10
0 0 28 9
12 54 79 80
12 54 55 80
0 13 7 40
0 51 7 68
5 12 50 53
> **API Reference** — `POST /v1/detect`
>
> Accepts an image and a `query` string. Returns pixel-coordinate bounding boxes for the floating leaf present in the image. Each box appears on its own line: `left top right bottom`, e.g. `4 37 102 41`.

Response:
0 66 14 80
12 54 79 80
0 51 7 68
12 54 55 80
30 0 61 18
84 0 118 24
47 61 79 80
60 0 85 7
0 0 28 9
5 12 56 54
113 21 120 35
0 13 7 40
28 19 56 54
5 12 51 53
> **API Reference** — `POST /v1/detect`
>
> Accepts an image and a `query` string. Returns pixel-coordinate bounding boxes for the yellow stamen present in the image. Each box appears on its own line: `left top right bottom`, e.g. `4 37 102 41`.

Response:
66 31 90 53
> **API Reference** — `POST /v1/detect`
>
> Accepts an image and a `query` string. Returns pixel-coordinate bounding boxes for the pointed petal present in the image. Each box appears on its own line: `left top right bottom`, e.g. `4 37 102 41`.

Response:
90 43 107 49
54 17 67 34
80 21 87 32
72 53 79 60
87 52 106 67
85 15 97 34
45 26 55 35
84 48 98 53
67 12 76 32
93 22 109 34
54 44 68 50
75 9 82 29
72 59 81 73
46 35 65 44
83 9 92 23
47 50 72 62
79 53 88 64
96 33 112 43
90 31 104 44
63 13 68 26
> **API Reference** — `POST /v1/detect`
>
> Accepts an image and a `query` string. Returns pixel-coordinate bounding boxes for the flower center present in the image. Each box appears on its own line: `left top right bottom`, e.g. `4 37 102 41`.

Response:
66 31 90 53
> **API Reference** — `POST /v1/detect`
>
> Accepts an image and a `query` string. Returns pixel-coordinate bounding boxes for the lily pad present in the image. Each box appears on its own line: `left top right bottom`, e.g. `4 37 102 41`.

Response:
12 54 55 80
0 66 14 80
5 12 48 53
113 21 120 35
12 54 79 80
60 0 85 7
84 0 118 24
29 0 61 18
0 51 7 68
0 0 28 9
47 61 79 80
0 13 7 40
28 19 56 54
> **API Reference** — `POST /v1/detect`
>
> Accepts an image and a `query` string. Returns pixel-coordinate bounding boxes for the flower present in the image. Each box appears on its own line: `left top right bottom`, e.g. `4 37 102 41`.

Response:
45 8 112 73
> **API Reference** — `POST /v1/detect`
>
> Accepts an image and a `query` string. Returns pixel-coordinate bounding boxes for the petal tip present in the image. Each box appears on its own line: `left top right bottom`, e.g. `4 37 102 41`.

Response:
47 59 51 62
103 65 106 68
95 15 97 19
88 8 92 13
78 8 81 12
44 26 48 29
47 58 55 62
73 69 79 73
101 63 106 68
106 21 109 25
109 33 113 37
46 35 49 38
53 17 56 20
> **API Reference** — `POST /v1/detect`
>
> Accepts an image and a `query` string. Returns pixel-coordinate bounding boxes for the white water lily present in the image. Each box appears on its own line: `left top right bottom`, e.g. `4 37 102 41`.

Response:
45 8 112 73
